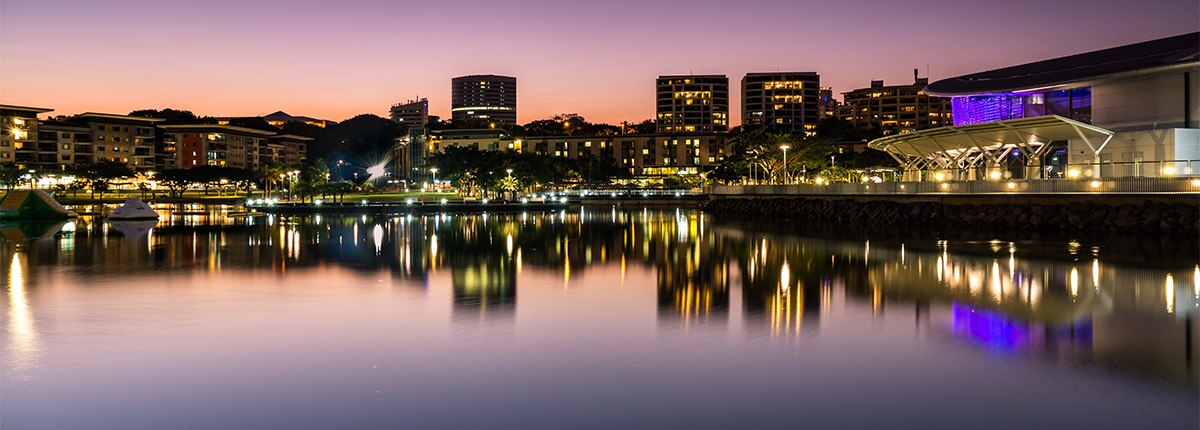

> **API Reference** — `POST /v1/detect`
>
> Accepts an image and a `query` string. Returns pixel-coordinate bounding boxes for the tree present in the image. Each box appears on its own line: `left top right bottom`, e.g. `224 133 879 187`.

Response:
156 169 193 198
0 163 24 191
74 161 135 198
295 162 330 202
730 127 832 184
128 108 200 123
254 161 288 198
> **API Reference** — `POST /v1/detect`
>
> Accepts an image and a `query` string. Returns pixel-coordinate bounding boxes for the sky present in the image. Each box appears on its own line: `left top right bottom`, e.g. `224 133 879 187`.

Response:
1 0 1197 125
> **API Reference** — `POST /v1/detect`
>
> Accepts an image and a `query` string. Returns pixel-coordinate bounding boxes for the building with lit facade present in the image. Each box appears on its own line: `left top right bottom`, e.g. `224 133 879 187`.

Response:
521 132 731 177
451 75 517 126
428 129 514 153
656 75 729 133
1 104 53 167
840 72 953 135
389 98 429 129
159 124 275 169
741 72 820 134
35 121 92 171
270 134 311 166
818 86 838 118
871 32 1199 180
68 113 164 170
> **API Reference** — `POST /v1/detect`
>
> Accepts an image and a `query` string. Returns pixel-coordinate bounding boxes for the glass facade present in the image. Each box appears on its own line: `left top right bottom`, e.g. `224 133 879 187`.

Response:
952 88 1091 126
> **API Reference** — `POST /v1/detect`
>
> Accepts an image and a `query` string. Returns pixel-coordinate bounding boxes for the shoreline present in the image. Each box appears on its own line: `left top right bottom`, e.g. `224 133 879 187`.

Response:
702 196 1200 236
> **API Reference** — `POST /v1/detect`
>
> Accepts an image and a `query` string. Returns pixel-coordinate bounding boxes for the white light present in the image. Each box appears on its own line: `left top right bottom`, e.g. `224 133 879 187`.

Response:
366 163 387 180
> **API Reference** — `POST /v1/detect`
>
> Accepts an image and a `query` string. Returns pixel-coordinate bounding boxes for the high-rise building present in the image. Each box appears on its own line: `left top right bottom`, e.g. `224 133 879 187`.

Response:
741 72 820 134
451 75 517 126
656 75 729 133
390 98 429 129
818 86 839 118
840 71 953 135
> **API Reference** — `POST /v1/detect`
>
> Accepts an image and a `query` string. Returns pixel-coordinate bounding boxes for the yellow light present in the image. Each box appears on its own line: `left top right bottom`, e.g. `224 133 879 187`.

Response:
1089 180 1101 189
1066 168 1081 178
1162 165 1177 176
1191 179 1200 187
933 172 946 181
988 170 1001 180
940 183 949 190
814 177 826 185
1006 182 1016 190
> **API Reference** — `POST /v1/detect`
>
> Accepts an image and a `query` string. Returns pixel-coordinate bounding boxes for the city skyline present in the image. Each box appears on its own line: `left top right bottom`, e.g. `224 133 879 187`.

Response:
1 0 1197 125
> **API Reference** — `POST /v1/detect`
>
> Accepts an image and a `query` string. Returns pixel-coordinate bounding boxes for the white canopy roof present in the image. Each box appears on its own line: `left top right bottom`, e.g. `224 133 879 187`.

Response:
867 115 1115 177
868 115 1113 159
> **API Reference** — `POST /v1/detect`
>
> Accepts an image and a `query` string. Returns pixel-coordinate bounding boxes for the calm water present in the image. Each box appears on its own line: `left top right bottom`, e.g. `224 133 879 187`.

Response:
2 206 1198 429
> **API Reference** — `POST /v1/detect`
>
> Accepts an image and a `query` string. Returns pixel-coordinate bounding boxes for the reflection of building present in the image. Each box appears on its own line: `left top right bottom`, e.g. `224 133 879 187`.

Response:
657 75 729 133
390 98 429 129
656 214 729 323
451 75 517 126
840 71 953 135
452 261 517 309
741 72 820 134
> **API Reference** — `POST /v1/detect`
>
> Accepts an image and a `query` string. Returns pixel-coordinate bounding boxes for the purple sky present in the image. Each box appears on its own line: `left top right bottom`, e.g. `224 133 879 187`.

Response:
2 0 1197 125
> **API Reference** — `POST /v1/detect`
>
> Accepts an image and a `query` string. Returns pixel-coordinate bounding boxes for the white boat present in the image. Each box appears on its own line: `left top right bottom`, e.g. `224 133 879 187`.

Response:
108 197 160 220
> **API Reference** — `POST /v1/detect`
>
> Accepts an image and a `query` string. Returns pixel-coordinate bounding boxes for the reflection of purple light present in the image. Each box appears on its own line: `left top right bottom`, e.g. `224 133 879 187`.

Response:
951 303 1029 353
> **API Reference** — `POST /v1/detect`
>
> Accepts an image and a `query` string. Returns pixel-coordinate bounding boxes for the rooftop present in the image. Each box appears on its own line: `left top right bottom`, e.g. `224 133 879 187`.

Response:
0 104 54 114
159 124 277 136
74 112 165 123
926 32 1200 96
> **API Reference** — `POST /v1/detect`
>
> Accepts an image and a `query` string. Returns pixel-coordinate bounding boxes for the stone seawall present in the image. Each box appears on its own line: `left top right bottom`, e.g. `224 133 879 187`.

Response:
703 197 1200 235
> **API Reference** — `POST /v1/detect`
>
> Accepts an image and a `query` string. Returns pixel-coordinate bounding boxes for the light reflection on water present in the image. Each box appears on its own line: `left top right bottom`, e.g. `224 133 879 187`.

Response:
1 206 1198 429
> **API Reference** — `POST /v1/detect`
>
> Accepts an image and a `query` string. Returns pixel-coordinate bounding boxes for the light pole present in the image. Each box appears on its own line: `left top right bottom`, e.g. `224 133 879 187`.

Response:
430 167 439 191
27 169 36 190
779 145 790 185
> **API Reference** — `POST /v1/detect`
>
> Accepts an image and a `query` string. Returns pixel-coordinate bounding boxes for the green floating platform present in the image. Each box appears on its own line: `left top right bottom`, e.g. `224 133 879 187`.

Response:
0 190 79 220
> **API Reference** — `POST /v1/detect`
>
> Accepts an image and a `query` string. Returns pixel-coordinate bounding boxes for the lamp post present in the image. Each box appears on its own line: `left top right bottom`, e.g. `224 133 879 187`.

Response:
27 169 36 190
779 145 790 185
430 167 439 191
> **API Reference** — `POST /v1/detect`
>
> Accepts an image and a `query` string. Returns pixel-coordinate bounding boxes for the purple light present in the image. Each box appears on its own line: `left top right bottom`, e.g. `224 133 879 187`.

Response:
952 95 1025 126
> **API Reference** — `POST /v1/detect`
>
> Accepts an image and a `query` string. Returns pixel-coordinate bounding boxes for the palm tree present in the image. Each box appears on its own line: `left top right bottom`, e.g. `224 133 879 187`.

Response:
255 161 286 198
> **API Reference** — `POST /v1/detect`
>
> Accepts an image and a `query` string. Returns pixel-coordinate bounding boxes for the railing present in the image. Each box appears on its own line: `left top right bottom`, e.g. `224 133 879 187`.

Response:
889 159 1200 182
710 177 1200 196
559 189 705 198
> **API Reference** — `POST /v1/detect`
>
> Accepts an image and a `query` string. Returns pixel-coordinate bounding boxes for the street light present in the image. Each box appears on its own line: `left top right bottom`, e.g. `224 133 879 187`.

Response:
779 145 790 185
431 167 439 191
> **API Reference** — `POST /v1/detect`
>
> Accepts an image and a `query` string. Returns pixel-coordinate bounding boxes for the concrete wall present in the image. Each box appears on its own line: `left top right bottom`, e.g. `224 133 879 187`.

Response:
1069 128 1200 176
1092 69 1198 131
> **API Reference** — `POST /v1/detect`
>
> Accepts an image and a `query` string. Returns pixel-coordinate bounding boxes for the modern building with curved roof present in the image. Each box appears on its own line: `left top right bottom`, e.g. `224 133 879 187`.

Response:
871 32 1199 181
